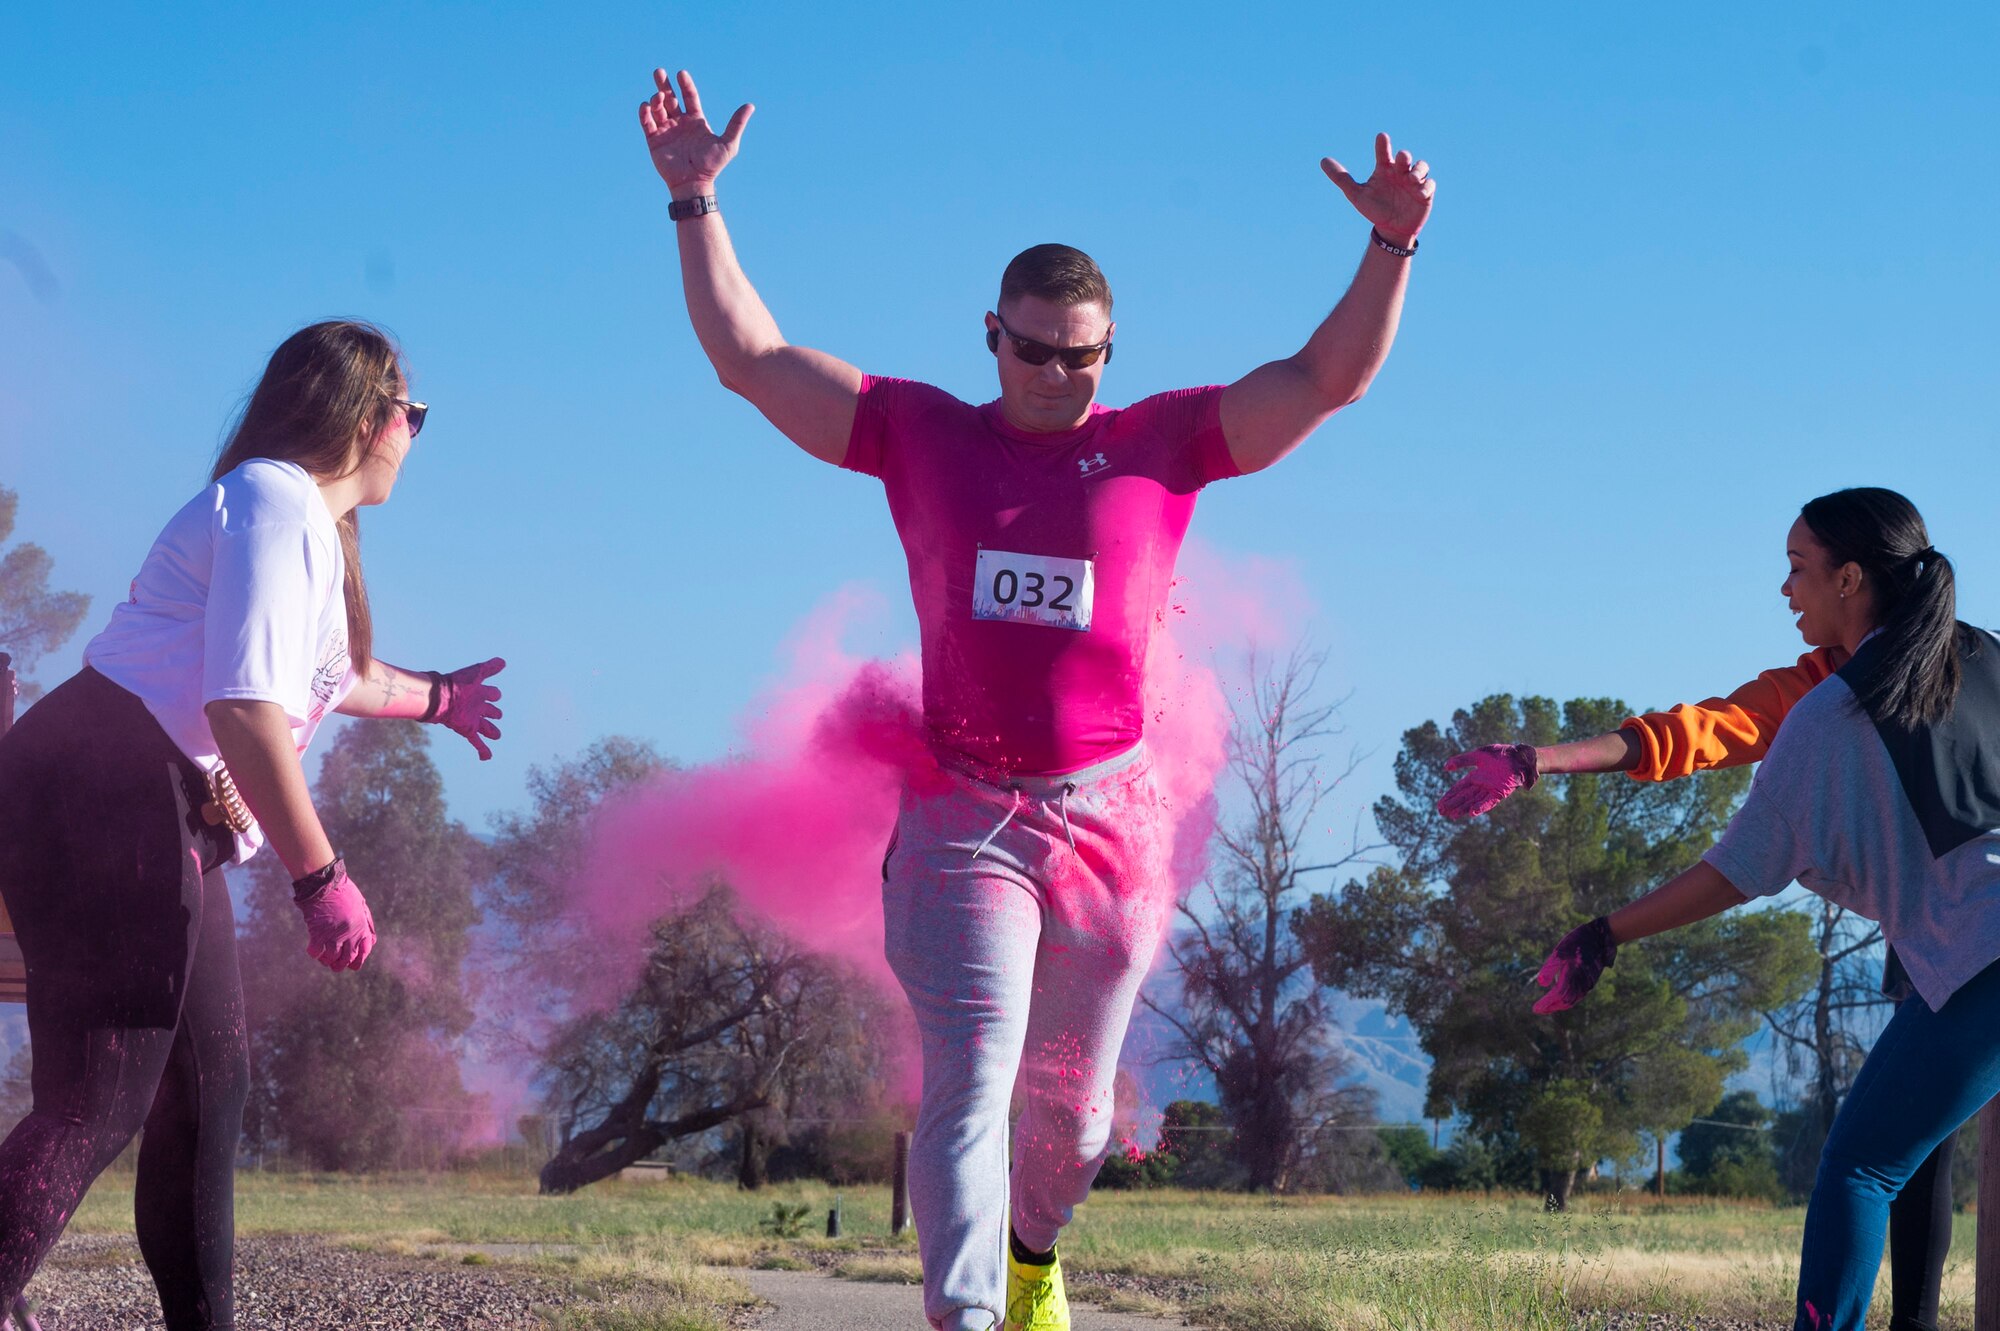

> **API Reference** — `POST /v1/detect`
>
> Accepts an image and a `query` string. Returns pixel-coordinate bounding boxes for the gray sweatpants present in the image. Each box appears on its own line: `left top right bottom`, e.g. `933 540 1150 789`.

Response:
883 742 1173 1331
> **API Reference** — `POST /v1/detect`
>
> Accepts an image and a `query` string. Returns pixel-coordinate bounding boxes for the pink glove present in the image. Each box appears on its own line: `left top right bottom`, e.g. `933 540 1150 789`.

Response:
429 657 505 760
1436 743 1539 819
293 858 377 971
1532 916 1616 1014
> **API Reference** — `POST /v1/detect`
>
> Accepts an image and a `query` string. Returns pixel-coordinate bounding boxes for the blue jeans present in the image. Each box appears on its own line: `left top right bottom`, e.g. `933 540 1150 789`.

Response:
1795 953 2000 1329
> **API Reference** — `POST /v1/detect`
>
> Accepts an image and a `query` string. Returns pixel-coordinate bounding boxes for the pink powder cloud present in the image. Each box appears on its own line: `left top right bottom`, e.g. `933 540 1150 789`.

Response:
556 549 1311 1107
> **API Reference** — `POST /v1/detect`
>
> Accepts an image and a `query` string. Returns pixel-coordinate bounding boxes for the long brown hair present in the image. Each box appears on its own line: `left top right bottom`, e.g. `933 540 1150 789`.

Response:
211 320 407 670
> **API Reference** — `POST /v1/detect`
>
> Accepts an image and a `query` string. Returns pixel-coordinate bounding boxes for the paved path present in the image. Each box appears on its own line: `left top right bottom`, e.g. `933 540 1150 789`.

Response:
736 1267 1183 1330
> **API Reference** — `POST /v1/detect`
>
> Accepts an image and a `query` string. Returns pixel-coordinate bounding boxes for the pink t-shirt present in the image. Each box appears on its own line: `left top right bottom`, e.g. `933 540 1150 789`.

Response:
844 376 1238 776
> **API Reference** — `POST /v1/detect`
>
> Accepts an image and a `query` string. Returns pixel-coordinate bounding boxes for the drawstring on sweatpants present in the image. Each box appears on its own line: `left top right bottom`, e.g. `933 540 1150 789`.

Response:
971 787 1025 861
969 783 1080 860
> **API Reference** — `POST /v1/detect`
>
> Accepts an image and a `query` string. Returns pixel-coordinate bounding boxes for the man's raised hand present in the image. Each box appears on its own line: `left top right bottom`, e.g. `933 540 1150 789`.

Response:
1322 133 1435 247
639 68 753 193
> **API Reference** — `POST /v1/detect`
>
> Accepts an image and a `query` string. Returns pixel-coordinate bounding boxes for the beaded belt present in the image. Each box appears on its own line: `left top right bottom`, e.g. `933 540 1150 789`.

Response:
200 764 255 834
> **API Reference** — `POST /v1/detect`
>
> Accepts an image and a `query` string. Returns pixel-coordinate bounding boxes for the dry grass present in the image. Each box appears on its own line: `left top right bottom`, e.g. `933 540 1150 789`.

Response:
65 1173 1982 1330
830 1254 924 1284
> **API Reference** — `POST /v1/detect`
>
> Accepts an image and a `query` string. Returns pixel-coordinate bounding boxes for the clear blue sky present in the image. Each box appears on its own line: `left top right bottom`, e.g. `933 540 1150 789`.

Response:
3 0 1996 847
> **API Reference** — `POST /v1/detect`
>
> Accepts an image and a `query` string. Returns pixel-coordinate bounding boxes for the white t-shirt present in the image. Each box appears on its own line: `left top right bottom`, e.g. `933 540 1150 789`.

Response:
86 458 357 864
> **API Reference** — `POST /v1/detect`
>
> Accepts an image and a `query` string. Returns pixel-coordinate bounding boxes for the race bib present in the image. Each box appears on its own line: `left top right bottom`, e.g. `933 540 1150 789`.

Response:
972 548 1095 632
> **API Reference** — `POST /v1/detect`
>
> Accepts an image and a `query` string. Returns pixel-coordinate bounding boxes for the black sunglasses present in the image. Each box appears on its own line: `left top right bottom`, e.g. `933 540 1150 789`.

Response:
986 314 1114 370
394 398 429 437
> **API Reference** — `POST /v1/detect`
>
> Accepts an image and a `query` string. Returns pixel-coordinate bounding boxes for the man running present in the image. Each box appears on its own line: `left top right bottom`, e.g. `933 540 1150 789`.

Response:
638 67 1433 1331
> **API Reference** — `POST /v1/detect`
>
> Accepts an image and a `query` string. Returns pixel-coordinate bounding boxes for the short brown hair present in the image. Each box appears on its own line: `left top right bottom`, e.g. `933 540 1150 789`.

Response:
999 243 1112 312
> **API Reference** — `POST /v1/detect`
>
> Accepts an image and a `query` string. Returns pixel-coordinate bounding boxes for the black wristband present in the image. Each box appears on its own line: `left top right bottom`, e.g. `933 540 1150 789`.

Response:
1370 228 1418 258
1586 915 1617 969
420 671 444 723
668 194 719 222
293 855 344 903
1512 742 1540 789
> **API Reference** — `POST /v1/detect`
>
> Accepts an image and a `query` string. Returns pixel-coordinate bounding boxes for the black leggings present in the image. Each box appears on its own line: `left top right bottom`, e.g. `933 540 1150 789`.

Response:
1878 944 1956 1331
1886 1121 1957 1331
0 669 246 1330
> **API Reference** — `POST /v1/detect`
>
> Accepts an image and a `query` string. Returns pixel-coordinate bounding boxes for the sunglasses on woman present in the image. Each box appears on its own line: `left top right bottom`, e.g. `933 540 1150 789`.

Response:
986 314 1114 370
394 399 429 437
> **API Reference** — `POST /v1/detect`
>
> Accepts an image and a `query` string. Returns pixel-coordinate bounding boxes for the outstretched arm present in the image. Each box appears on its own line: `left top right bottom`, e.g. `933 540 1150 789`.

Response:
1436 649 1840 819
1219 133 1435 475
1531 862 1748 1013
1606 861 1750 945
338 657 506 759
337 659 437 720
641 68 861 465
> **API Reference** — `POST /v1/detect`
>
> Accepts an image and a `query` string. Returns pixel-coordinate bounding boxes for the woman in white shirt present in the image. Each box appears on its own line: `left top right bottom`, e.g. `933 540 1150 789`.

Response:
0 320 504 1330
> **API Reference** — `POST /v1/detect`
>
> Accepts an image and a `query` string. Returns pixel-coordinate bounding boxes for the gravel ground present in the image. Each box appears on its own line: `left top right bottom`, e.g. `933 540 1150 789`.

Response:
1584 1311 1792 1319
24 1234 561 1329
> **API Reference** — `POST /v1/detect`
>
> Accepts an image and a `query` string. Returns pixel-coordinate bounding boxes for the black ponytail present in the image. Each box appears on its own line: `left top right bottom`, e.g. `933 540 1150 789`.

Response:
1801 487 1963 729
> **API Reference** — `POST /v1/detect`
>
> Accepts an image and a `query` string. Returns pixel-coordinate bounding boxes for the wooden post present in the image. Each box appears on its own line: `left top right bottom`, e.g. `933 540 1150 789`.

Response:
1656 1136 1667 1203
1978 1098 2000 1331
891 1131 911 1236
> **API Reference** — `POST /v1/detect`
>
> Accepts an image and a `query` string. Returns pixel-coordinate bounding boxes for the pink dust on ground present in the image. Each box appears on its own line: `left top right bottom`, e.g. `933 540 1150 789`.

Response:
565 548 1309 1108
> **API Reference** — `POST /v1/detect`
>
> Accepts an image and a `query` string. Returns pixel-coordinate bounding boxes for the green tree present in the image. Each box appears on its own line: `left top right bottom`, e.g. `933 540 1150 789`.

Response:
1419 1134 1502 1192
238 721 486 1169
0 486 90 696
1296 693 1819 1209
1517 1080 1602 1200
1678 1088 1774 1176
1628 1043 1726 1200
482 736 668 1057
1378 1124 1434 1187
1157 1098 1237 1188
1094 1099 1239 1190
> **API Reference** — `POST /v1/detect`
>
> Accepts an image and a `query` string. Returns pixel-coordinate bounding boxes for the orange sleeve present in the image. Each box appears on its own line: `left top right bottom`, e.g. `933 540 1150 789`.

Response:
1620 647 1839 782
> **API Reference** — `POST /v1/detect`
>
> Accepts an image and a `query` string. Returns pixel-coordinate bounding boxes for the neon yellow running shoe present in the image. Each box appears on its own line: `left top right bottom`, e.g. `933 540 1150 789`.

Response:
1004 1244 1070 1331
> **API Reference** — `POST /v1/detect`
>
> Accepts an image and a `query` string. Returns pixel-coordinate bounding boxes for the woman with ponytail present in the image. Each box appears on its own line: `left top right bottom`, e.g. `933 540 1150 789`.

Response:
1523 488 1995 1330
0 320 504 1329
1436 489 1961 1331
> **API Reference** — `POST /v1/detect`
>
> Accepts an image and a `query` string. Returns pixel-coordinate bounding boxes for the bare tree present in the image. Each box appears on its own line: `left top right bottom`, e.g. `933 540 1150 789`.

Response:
536 885 890 1195
1142 648 1385 1192
1761 897 1891 1186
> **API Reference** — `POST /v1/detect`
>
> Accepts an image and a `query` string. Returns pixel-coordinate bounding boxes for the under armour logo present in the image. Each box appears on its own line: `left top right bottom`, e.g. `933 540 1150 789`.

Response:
1078 453 1110 477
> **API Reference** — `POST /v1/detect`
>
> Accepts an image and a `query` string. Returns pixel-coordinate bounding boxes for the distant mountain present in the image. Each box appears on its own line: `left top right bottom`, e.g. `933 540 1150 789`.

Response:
1325 995 1432 1126
1117 987 1436 1140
